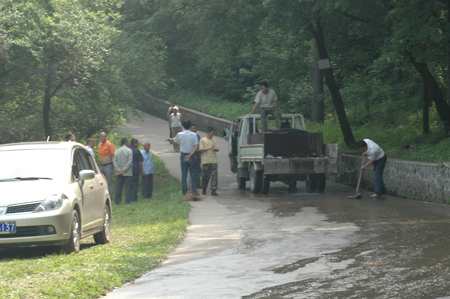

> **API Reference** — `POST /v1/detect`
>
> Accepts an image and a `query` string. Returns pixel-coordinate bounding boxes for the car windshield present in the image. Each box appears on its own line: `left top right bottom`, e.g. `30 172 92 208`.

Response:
0 149 68 181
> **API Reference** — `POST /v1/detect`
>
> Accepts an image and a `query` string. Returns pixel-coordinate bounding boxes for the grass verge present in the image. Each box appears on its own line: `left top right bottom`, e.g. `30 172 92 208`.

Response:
0 152 190 299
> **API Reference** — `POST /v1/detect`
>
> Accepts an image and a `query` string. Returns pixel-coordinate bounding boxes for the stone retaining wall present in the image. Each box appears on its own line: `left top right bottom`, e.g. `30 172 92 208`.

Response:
138 91 231 136
337 153 450 203
137 90 450 203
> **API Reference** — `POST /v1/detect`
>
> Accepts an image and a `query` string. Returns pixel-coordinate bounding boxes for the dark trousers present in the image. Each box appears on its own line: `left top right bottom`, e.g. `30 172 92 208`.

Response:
141 174 154 199
100 163 114 199
180 153 197 195
373 154 387 196
131 173 140 202
115 175 132 204
194 152 202 187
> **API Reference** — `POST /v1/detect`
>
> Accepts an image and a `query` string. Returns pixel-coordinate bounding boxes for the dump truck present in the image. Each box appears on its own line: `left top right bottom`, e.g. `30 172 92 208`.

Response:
223 114 338 193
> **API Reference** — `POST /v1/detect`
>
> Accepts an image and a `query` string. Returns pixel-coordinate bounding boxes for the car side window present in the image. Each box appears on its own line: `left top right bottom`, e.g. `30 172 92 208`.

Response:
72 152 83 181
78 150 94 171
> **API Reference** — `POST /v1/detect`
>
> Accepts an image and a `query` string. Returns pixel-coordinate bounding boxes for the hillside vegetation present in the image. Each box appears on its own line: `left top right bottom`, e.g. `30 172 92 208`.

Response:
2 0 450 162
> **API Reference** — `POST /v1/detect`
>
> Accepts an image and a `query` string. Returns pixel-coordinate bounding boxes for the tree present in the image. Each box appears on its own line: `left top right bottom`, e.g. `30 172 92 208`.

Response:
0 0 130 142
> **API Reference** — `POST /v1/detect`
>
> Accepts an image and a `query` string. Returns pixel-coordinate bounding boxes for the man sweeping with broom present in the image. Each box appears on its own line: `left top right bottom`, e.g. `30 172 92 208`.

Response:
357 139 388 198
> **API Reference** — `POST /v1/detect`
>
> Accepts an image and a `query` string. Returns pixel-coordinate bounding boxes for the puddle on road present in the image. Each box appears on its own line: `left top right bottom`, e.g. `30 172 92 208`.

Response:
242 196 450 299
270 257 321 274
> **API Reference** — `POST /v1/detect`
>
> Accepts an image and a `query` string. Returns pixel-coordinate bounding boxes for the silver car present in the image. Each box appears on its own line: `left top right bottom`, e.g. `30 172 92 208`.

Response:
0 142 111 253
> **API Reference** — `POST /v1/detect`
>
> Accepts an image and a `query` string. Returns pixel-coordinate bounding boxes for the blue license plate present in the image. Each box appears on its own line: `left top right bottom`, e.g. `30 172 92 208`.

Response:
0 222 16 234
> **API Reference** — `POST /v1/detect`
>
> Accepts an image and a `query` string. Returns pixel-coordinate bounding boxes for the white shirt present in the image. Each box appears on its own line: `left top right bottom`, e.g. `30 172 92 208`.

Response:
254 89 278 108
364 139 385 161
170 114 182 128
86 145 95 158
173 130 199 154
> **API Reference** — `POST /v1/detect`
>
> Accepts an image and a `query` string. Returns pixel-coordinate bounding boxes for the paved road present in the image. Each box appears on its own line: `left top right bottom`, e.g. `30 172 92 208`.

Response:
105 112 450 299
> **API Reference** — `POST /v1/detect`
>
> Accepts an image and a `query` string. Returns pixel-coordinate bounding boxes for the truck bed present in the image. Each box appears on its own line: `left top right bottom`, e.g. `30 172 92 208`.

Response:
247 130 325 158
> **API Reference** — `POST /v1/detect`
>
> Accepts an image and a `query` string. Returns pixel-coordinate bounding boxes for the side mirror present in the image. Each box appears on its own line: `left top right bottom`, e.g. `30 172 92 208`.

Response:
223 128 230 140
78 170 95 188
79 170 95 180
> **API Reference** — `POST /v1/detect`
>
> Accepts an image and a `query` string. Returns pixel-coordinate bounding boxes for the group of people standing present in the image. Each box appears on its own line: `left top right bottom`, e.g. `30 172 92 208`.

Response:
66 131 154 204
166 102 219 196
104 135 154 204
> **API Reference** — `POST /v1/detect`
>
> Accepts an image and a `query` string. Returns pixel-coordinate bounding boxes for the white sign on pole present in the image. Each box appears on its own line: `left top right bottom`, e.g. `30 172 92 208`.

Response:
317 58 331 70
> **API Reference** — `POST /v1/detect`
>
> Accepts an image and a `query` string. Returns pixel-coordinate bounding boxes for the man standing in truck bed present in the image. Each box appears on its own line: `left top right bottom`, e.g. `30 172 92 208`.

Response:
248 81 281 131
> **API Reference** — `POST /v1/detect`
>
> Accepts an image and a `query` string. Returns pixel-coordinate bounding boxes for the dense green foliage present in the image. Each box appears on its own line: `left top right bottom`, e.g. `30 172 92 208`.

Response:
2 0 450 161
0 133 190 299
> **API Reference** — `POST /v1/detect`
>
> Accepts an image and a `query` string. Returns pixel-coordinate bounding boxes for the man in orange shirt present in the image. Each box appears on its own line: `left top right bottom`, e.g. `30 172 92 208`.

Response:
98 132 116 198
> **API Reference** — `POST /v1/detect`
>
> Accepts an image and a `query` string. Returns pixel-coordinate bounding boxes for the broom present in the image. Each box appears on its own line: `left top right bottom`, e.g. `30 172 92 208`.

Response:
347 157 364 199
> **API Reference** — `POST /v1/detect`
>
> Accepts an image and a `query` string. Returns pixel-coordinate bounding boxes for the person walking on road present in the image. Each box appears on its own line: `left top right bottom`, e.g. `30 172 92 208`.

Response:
129 138 144 202
167 101 177 139
169 107 183 152
98 132 115 199
248 82 281 131
113 137 133 204
190 123 202 189
141 142 154 199
357 139 388 198
166 120 199 195
200 127 219 196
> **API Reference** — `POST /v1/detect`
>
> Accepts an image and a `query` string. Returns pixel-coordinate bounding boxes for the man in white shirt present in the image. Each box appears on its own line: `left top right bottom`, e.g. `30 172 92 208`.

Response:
358 139 388 198
166 120 199 195
248 82 281 131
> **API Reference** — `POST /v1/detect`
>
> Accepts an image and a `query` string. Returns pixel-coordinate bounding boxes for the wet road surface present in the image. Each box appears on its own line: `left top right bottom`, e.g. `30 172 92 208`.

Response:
105 112 450 299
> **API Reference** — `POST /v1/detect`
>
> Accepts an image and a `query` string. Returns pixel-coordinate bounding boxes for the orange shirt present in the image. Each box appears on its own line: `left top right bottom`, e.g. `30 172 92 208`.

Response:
98 140 115 157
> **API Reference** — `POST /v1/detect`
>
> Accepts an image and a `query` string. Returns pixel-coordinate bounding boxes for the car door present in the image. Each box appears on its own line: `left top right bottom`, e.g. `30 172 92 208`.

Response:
72 149 98 232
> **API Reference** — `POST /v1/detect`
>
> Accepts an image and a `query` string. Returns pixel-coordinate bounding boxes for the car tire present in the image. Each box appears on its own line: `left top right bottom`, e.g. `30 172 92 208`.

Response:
94 204 111 245
62 210 81 253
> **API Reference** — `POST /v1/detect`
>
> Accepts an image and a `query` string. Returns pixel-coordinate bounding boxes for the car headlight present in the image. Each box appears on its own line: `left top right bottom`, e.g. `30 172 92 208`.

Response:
35 194 69 212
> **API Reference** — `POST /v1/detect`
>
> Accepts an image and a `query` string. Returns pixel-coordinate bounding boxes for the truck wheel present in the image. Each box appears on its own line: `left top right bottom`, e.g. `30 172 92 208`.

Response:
306 174 318 193
288 181 297 193
262 174 271 194
237 176 246 189
250 165 263 193
317 174 326 193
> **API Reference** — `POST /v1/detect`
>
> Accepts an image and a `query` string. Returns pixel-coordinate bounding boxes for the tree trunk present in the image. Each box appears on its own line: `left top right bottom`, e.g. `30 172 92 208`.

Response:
43 61 53 140
423 77 429 135
446 0 450 104
312 42 324 123
410 59 450 135
309 19 356 148
447 41 450 104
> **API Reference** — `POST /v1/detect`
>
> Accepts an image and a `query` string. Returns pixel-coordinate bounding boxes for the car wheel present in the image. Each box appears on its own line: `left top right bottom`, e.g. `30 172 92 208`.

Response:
62 210 81 253
237 175 246 189
94 204 111 244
